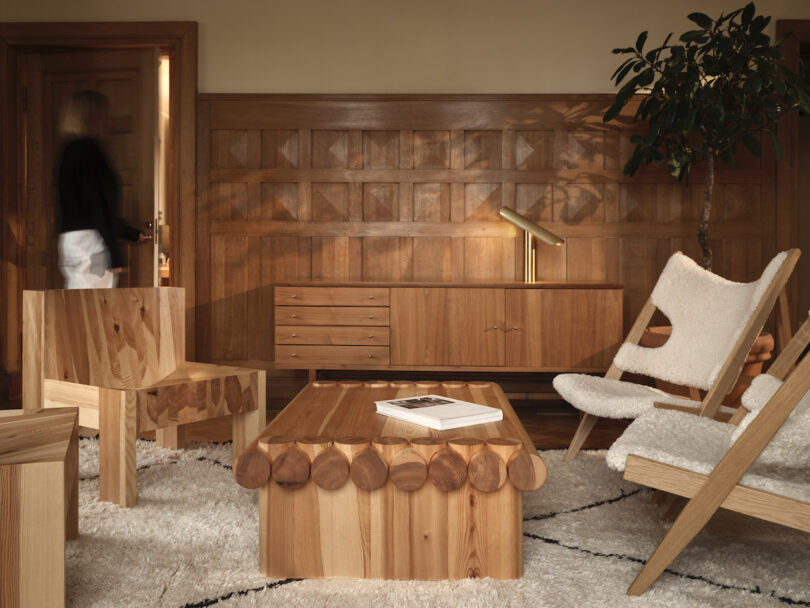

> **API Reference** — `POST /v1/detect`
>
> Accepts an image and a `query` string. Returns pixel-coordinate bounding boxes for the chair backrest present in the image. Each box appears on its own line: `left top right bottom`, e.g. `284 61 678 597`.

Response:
613 251 790 390
24 287 185 392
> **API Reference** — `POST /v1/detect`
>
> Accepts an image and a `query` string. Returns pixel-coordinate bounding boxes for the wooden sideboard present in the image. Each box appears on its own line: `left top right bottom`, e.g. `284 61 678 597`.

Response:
273 282 622 373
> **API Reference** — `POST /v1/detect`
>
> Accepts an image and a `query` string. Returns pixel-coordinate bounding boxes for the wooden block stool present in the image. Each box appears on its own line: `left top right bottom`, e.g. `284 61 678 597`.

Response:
23 287 266 507
0 407 79 608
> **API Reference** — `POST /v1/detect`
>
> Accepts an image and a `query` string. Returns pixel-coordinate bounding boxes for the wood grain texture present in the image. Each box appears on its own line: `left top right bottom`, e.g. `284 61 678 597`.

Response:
0 408 78 608
195 96 784 378
25 287 265 506
242 380 540 579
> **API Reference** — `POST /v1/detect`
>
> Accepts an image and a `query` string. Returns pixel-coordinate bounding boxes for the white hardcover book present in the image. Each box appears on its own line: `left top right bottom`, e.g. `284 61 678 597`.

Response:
374 394 503 430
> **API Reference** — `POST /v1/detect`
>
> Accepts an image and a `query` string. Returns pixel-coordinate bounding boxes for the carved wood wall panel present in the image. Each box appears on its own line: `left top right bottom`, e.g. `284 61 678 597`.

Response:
196 95 777 392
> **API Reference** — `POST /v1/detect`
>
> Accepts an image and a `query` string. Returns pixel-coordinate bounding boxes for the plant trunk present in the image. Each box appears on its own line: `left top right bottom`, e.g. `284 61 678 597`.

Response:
698 154 715 270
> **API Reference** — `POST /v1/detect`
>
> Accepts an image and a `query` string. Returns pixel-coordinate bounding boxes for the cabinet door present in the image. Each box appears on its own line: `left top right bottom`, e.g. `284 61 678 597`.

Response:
505 289 623 369
390 288 504 366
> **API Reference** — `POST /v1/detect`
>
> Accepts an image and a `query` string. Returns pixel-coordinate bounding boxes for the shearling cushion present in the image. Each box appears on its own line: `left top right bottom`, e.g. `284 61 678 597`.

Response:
740 373 783 412
606 408 810 503
552 373 703 419
732 375 810 468
613 251 788 391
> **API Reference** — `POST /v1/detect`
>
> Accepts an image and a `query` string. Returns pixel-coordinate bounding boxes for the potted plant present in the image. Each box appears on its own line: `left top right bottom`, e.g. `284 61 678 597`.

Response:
604 3 810 404
605 2 810 269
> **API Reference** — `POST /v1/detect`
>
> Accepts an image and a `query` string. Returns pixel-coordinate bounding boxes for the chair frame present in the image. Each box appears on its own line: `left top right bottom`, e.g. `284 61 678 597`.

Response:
22 287 266 507
622 314 810 595
564 249 800 462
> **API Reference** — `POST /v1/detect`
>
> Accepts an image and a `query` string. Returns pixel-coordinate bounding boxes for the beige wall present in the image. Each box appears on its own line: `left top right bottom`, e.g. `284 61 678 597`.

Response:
2 0 810 93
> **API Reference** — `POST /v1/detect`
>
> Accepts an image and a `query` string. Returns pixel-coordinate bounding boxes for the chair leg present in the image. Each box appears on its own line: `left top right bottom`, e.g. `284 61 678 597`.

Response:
156 424 185 450
98 389 137 507
65 418 79 539
564 413 598 462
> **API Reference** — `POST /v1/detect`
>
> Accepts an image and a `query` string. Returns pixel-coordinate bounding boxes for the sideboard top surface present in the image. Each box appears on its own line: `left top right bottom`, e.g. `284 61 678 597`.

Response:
274 280 623 289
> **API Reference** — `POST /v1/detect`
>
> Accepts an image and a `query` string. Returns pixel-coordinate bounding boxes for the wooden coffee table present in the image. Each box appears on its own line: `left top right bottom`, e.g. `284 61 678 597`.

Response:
234 380 546 580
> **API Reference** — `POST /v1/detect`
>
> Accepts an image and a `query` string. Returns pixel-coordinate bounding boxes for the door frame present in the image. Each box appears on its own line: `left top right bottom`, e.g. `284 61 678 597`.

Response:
0 21 197 396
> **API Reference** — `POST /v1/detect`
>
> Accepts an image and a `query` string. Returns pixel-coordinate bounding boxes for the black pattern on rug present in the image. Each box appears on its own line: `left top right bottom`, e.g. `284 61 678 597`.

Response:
523 532 810 607
178 578 300 608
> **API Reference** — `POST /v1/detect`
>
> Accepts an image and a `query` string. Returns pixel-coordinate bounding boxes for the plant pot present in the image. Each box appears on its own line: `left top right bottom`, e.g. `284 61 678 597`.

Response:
639 326 774 407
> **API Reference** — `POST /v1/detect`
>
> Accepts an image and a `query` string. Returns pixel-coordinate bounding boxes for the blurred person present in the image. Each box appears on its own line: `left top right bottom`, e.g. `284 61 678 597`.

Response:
56 89 147 288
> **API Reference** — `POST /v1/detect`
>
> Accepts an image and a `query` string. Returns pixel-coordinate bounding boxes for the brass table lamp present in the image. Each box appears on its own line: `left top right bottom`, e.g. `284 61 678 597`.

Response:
499 208 564 283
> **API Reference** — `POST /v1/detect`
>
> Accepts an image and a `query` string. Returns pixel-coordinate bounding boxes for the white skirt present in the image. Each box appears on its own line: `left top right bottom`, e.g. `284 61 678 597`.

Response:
58 229 118 289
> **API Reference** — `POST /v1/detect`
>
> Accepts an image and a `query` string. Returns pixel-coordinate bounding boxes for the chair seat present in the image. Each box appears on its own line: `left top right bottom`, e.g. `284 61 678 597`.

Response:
552 373 702 419
606 409 810 503
151 361 258 387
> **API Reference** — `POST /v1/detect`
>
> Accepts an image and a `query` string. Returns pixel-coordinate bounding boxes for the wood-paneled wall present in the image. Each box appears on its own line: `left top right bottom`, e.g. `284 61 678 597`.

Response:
196 95 780 397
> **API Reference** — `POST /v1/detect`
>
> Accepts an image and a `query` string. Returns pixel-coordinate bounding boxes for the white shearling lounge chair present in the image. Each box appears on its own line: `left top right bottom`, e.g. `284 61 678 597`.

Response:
605 314 810 595
554 249 799 461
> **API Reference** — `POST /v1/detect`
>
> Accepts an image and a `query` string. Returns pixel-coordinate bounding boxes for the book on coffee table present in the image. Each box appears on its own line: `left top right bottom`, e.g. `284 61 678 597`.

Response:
374 394 503 430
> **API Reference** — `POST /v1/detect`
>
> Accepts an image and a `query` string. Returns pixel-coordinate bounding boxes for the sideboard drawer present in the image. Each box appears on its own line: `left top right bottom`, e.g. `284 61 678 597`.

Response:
275 306 390 326
275 326 390 346
275 345 390 367
275 286 389 307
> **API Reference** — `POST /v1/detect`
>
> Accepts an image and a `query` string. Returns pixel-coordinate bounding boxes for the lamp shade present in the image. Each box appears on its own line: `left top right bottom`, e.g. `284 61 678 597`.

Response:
499 208 564 246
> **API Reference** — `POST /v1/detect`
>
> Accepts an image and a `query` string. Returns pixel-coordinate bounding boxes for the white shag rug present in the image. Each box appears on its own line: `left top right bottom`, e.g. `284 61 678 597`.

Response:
70 438 810 608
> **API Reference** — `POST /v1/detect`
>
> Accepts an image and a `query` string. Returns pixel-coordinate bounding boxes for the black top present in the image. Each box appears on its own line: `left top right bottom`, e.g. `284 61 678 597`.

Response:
57 137 141 269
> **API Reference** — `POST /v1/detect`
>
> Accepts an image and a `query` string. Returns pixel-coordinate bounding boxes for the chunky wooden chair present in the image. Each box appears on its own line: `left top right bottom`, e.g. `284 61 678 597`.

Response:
605 314 810 595
554 249 799 461
22 287 266 507
0 407 78 608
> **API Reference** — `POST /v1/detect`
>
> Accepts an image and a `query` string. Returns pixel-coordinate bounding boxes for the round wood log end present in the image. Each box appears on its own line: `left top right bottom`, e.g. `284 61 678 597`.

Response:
441 381 466 388
429 449 468 492
389 381 414 386
486 437 521 448
364 381 390 388
507 450 547 491
339 381 363 388
466 381 491 388
350 447 389 491
335 436 371 446
410 436 445 446
272 447 310 490
311 447 350 491
468 450 507 493
233 450 272 489
415 381 440 388
449 437 484 447
373 436 408 447
312 381 337 388
389 448 428 492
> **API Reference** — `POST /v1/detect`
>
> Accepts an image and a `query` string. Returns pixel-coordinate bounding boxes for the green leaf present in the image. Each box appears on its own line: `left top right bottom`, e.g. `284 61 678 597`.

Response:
742 2 755 25
680 30 708 43
742 133 762 157
612 47 636 54
636 31 648 52
687 12 713 29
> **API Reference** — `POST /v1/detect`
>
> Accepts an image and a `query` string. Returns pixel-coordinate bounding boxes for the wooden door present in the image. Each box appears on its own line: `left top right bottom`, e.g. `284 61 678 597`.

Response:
23 48 159 289
505 289 623 369
390 288 505 366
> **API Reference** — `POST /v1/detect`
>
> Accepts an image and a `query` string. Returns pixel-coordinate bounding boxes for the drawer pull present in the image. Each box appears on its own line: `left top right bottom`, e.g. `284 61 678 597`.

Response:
368 334 373 339
368 315 373 319
292 314 297 318
291 333 297 337
368 354 374 359
368 295 374 300
513 325 519 330
291 294 296 299
290 353 297 357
